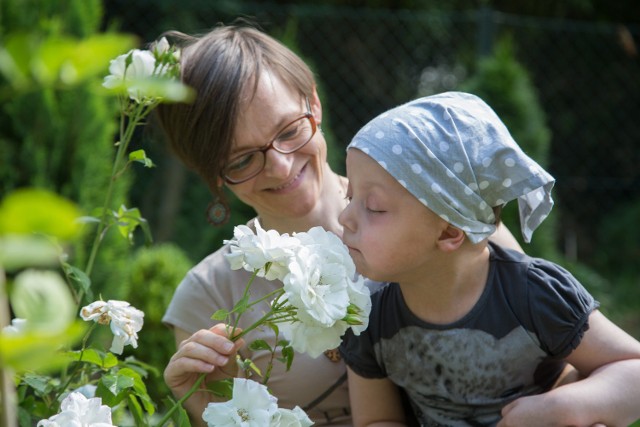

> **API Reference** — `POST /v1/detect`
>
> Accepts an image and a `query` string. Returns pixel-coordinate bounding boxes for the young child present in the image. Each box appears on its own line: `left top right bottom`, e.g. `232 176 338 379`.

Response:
338 92 640 427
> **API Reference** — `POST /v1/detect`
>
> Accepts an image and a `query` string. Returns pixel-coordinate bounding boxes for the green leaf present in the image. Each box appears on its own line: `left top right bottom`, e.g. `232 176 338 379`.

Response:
21 373 59 395
0 235 60 271
61 262 93 302
0 188 82 239
0 321 86 372
10 269 76 333
230 294 250 315
101 76 195 103
248 339 272 352
279 344 295 372
115 205 152 245
206 379 233 399
211 309 229 321
102 372 135 396
0 32 136 91
67 348 119 369
129 149 155 168
161 396 192 427
126 394 147 427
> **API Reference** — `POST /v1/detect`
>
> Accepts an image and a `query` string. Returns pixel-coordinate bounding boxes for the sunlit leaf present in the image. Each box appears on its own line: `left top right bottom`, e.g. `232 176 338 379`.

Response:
116 205 148 244
0 235 61 271
0 32 136 90
10 269 76 333
101 76 195 103
0 188 82 240
0 321 86 372
67 348 119 369
129 149 155 168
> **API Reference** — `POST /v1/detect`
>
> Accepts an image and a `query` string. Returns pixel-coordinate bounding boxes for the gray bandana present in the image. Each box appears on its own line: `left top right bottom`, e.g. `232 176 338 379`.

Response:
347 92 555 244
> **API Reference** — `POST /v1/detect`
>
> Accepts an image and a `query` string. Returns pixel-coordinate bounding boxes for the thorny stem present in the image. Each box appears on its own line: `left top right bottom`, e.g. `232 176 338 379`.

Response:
54 322 98 403
84 100 151 278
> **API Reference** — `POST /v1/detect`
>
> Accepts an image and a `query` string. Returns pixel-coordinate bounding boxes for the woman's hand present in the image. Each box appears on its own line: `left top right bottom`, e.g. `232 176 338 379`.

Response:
164 324 245 424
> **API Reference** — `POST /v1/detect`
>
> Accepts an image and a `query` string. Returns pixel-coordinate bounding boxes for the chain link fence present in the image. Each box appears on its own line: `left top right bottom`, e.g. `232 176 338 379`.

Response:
104 2 640 274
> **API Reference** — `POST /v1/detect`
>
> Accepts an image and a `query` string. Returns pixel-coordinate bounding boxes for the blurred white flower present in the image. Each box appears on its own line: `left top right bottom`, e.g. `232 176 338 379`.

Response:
202 378 278 427
3 317 28 335
80 300 144 354
37 392 114 427
225 220 300 281
101 39 183 104
151 36 170 55
272 406 314 427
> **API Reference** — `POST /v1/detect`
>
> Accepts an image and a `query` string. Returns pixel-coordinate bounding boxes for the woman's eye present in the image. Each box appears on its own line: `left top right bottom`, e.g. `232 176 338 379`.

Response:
228 154 255 171
278 124 300 141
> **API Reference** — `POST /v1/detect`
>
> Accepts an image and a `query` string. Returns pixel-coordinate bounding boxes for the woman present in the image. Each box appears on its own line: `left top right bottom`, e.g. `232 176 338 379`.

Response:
156 23 523 426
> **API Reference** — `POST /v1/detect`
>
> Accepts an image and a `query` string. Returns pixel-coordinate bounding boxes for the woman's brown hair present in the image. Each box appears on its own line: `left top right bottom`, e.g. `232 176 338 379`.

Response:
155 23 316 197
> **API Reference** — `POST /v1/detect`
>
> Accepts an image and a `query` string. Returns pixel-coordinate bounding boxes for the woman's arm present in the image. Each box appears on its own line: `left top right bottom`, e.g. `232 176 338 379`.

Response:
499 310 640 426
347 366 407 427
164 325 244 427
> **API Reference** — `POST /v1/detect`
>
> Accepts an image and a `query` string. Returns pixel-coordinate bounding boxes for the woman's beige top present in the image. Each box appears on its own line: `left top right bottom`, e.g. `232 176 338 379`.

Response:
163 237 353 426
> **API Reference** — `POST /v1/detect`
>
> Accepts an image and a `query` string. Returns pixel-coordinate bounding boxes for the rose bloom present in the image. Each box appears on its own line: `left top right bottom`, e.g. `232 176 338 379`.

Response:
37 392 114 427
102 49 161 102
202 378 278 427
80 300 144 354
225 220 301 281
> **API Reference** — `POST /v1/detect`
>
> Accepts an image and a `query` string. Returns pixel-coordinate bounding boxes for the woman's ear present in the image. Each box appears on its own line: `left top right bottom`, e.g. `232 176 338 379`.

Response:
310 86 322 125
436 225 466 252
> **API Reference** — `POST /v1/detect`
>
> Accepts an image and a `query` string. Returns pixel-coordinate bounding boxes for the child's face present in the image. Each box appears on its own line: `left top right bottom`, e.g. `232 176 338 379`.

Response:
339 149 449 283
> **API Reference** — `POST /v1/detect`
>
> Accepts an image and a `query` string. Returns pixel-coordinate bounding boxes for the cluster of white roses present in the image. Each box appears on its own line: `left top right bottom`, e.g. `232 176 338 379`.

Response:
225 220 371 358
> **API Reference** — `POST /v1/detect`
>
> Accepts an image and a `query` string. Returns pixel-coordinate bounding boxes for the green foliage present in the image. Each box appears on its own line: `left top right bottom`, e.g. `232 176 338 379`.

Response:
457 34 609 299
460 36 550 167
0 0 137 299
596 199 640 278
122 243 192 401
1 0 104 37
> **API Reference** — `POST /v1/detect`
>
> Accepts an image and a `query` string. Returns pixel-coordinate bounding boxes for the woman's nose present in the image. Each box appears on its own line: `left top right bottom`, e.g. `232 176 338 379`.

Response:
263 148 294 178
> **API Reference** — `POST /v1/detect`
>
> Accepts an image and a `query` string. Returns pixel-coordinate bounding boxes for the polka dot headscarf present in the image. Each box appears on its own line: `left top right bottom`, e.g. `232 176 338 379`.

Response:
347 91 555 244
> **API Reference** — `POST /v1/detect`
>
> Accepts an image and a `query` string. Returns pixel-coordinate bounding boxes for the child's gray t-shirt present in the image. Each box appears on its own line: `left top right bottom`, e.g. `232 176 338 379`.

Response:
340 243 598 426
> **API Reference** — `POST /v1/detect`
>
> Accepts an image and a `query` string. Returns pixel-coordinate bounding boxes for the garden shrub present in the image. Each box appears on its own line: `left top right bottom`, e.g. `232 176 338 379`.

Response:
0 0 134 299
122 243 193 401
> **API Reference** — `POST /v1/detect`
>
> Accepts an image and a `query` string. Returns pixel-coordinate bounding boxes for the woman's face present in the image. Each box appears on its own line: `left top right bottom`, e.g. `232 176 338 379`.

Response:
225 71 327 222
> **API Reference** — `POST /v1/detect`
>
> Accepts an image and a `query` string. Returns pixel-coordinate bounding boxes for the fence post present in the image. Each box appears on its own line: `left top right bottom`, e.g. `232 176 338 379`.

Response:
0 267 17 427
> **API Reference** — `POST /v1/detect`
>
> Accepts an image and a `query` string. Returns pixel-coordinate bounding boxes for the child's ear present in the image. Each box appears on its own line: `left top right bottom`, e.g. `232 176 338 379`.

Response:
436 225 466 252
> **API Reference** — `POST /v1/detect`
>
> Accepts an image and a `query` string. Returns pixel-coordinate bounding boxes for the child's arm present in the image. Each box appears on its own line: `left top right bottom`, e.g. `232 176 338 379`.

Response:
499 310 640 427
346 366 407 427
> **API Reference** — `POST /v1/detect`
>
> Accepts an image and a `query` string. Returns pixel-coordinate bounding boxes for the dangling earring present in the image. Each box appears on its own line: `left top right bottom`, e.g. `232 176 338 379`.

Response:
206 196 230 226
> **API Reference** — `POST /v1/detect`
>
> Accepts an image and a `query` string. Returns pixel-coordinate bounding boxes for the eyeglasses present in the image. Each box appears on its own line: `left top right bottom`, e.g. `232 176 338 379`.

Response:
222 97 317 184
